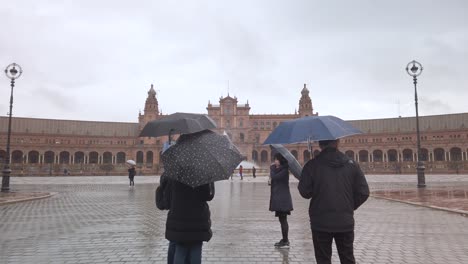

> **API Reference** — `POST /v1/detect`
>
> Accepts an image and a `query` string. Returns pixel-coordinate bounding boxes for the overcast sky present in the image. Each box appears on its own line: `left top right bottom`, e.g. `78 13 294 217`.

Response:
1 0 467 123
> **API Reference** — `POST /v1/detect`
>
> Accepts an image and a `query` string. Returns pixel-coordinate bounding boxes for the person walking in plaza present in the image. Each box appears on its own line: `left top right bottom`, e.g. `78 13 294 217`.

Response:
252 166 256 178
298 140 369 264
128 165 136 187
269 153 293 248
166 181 215 264
239 165 243 180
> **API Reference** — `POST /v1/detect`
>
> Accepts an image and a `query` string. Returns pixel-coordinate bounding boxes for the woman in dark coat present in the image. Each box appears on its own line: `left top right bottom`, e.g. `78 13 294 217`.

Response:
269 153 293 248
128 165 136 187
165 180 215 264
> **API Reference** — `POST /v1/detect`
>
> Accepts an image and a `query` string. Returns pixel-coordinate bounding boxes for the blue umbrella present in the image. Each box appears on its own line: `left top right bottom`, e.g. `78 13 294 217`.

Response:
263 115 362 144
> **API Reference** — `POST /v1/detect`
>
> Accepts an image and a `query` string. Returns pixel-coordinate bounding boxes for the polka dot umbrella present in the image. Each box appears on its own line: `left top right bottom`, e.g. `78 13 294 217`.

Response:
161 130 243 187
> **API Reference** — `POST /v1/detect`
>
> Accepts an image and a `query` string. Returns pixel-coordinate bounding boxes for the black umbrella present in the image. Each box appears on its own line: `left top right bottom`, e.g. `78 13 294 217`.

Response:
139 112 217 138
270 144 302 180
161 130 243 187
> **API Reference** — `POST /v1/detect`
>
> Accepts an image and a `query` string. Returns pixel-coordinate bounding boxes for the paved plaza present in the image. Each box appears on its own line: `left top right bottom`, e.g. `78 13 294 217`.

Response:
1 175 468 263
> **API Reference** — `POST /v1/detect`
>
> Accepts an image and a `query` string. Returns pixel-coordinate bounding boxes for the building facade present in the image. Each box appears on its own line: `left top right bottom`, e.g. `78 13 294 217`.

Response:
1 84 468 176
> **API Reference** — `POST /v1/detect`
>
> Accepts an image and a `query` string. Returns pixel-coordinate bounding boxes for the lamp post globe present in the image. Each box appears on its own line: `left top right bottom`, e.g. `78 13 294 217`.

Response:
406 60 426 188
1 63 23 192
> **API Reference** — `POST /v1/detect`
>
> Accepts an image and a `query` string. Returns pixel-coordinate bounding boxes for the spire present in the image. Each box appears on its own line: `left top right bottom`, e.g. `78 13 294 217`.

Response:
301 83 309 95
144 83 159 117
298 83 313 117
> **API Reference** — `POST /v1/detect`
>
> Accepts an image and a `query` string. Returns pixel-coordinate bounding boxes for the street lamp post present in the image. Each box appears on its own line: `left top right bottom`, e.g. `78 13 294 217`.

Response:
1 63 23 192
406 60 426 188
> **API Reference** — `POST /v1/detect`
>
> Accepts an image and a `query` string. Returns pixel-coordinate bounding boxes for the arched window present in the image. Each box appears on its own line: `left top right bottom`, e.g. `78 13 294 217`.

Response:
358 150 368 162
260 150 268 163
240 133 245 143
420 148 428 161
44 151 55 164
136 151 144 164
373 150 383 162
388 149 398 162
28 151 39 164
303 150 311 163
450 147 462 161
402 149 413 161
434 148 445 161
252 150 258 162
58 151 69 164
291 150 298 160
103 152 112 164
146 151 154 164
89 151 99 164
345 150 355 160
12 150 23 164
0 150 6 164
116 152 126 164
74 151 85 164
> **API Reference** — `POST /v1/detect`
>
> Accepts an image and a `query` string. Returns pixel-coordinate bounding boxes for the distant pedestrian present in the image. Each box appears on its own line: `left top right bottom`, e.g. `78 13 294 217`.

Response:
298 140 369 264
239 165 243 180
270 153 293 248
166 181 215 264
128 165 136 187
252 166 256 178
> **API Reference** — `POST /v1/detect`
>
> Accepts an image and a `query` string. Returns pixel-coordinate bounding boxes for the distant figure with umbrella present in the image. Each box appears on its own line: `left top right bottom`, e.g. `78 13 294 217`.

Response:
270 153 293 249
126 160 136 187
298 140 369 264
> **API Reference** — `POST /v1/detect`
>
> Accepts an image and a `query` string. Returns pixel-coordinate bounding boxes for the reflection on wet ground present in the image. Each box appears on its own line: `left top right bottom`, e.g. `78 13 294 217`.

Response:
372 185 468 214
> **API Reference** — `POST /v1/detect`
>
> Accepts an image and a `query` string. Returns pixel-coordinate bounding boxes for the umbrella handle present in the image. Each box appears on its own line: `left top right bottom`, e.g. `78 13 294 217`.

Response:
168 129 174 144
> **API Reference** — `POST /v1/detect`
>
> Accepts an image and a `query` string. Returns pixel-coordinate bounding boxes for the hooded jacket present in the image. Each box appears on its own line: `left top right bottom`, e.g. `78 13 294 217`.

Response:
298 147 369 232
165 181 215 242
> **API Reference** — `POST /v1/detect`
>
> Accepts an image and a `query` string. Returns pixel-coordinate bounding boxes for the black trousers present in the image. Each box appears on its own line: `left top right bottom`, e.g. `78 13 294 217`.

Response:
312 230 355 264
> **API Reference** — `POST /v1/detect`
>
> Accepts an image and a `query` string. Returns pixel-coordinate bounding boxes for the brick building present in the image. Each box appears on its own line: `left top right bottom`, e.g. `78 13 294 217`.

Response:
1 84 467 175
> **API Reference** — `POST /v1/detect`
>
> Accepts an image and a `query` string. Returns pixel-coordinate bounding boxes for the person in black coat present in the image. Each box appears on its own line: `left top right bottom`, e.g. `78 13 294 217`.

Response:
165 180 215 264
269 153 293 248
128 165 136 187
298 140 369 264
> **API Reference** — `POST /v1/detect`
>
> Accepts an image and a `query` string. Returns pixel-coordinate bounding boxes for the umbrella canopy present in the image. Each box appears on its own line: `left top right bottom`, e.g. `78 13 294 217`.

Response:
161 130 243 187
263 115 362 144
139 112 217 138
126 160 136 166
270 144 302 180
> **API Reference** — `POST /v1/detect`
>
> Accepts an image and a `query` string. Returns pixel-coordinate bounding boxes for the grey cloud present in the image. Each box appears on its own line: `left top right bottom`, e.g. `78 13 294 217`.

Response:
1 0 468 122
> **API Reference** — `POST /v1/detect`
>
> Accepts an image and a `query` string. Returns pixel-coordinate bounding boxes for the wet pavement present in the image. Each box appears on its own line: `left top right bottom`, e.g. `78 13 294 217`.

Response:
0 175 468 263
372 187 468 214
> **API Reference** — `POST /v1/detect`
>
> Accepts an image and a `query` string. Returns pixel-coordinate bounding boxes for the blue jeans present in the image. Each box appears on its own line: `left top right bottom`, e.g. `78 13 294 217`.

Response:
167 241 203 264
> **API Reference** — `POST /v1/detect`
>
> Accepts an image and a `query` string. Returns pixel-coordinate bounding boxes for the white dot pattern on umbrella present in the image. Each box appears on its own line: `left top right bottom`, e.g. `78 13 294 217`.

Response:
161 130 243 188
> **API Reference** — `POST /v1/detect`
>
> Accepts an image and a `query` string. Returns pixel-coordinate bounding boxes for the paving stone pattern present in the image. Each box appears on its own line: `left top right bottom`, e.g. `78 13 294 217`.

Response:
1 177 468 263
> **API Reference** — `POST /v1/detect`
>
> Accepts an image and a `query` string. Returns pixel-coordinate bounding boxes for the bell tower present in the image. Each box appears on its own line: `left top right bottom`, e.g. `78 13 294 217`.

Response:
298 83 315 117
139 84 160 129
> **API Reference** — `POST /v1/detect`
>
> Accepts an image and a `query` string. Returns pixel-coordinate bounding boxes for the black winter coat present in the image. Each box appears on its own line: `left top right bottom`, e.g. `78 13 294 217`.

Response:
269 164 293 212
298 147 369 232
165 181 215 243
128 167 136 178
